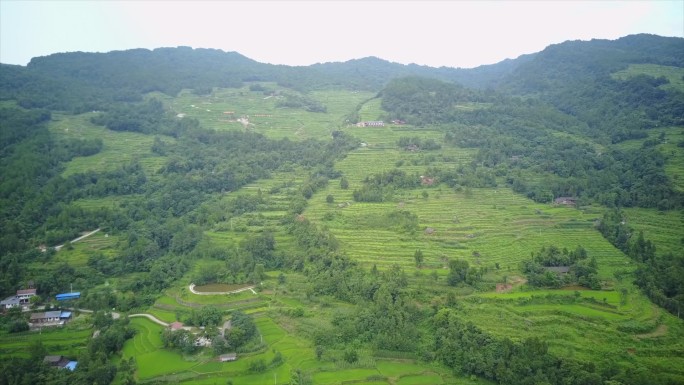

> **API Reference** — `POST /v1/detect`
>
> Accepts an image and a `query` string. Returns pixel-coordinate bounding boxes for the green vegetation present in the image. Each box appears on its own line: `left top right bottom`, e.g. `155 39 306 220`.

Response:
1 34 683 385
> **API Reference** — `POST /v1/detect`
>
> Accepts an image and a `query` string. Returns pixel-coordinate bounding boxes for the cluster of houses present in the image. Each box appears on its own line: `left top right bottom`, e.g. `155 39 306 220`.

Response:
167 320 238 362
1 288 36 310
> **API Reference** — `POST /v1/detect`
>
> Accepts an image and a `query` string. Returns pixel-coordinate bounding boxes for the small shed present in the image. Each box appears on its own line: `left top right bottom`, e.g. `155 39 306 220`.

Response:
554 197 577 206
44 355 70 368
56 292 80 301
220 353 237 362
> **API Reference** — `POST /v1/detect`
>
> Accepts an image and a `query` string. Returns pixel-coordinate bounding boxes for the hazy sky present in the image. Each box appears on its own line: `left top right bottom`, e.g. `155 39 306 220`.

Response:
1 1 682 68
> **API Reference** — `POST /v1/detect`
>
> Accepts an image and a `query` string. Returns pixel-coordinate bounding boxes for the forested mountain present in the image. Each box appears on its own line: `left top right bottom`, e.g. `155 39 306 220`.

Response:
1 34 683 385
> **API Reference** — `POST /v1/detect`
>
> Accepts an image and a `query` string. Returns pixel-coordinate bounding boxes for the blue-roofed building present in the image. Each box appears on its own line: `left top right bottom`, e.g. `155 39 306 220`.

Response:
60 311 72 320
55 292 80 301
65 361 78 371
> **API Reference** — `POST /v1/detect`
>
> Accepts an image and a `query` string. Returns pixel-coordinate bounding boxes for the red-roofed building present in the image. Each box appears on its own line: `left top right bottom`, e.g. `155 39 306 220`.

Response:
169 321 184 331
16 288 36 304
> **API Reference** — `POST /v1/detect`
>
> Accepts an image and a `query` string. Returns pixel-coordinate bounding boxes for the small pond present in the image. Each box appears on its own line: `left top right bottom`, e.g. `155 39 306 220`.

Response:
193 283 252 293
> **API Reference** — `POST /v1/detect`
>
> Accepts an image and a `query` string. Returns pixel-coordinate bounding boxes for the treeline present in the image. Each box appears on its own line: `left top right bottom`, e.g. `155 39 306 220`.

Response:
598 209 684 317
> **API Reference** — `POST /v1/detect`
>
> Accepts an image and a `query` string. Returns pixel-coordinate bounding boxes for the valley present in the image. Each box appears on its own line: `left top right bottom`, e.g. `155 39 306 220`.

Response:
1 34 683 385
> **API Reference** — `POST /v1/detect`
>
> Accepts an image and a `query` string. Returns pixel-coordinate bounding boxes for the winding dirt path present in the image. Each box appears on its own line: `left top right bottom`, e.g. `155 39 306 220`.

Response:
54 228 101 251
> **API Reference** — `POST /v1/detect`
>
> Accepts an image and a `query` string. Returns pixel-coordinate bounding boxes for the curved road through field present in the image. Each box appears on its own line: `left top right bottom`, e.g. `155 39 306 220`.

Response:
69 308 168 326
188 283 257 295
129 313 169 327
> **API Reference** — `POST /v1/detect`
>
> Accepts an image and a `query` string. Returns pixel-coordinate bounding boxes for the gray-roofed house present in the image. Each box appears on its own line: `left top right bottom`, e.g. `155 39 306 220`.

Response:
219 353 237 362
30 310 63 324
16 288 36 304
1 296 20 310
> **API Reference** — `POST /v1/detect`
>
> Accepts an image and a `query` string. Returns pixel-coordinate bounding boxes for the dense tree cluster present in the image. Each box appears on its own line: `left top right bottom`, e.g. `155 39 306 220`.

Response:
521 245 600 289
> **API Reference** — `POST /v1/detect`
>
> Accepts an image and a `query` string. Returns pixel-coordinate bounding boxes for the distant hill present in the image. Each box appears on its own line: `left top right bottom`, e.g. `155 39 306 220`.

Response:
1 34 682 120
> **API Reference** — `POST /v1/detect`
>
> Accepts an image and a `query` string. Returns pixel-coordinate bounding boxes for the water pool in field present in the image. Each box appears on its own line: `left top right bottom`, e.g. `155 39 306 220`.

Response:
193 283 252 293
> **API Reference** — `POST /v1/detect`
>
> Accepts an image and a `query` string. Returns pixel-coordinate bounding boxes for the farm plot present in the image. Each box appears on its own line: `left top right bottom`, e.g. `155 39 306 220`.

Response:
622 207 684 257
48 112 169 176
47 230 119 267
122 318 198 380
0 323 91 359
461 289 684 380
169 86 374 140
307 181 622 277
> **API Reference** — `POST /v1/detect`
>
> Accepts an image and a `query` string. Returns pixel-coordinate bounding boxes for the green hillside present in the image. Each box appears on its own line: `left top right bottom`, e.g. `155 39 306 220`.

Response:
1 35 683 385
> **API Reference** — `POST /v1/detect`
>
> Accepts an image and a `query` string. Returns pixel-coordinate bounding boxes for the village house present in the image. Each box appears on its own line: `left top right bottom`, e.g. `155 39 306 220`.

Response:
30 310 72 325
496 283 513 293
0 296 20 310
1 288 37 310
219 353 238 362
554 197 577 206
16 288 36 304
356 121 384 127
420 176 436 186
44 355 77 371
169 321 184 331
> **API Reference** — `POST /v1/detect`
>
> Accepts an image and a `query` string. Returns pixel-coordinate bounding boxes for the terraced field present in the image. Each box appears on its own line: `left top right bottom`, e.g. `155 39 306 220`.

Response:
47 230 119 267
168 86 375 140
467 289 684 379
0 321 91 358
49 112 170 176
622 207 684 256
307 175 624 280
